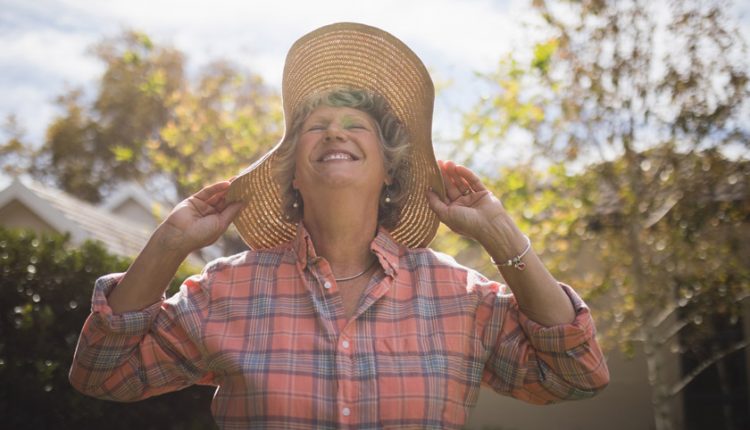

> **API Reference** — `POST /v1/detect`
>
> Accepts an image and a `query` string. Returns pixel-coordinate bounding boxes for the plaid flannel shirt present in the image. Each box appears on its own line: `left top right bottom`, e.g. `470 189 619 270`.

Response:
69 226 609 429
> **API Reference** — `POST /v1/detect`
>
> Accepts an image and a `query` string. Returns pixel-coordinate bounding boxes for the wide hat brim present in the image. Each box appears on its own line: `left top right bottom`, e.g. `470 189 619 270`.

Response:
227 22 445 249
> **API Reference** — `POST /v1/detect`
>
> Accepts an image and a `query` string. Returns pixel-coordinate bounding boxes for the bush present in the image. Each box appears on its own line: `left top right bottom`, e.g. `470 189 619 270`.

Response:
0 228 217 429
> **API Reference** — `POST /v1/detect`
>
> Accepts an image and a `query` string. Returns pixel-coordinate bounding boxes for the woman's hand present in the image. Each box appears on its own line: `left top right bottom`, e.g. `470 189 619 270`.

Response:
426 160 509 243
157 181 246 257
109 180 245 313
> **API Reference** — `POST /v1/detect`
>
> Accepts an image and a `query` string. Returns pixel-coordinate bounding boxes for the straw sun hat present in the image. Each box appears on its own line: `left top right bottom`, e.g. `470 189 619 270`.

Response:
227 22 445 249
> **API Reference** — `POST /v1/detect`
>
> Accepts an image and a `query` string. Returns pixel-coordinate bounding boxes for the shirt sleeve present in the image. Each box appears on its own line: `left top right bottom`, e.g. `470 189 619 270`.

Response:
68 271 215 402
478 281 610 404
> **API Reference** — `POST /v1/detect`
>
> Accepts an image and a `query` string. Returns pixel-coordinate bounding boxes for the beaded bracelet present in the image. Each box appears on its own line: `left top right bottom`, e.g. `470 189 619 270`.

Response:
490 235 531 271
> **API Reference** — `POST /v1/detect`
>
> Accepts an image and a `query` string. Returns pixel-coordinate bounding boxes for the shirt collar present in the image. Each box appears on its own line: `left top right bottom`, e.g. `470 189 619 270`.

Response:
291 223 401 277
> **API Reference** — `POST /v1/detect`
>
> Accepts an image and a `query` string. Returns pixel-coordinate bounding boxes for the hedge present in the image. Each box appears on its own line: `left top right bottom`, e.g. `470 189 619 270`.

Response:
0 227 218 429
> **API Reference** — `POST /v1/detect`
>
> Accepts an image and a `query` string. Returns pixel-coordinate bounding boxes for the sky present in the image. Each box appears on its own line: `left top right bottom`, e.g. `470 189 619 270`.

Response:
0 0 542 149
1 0 749 182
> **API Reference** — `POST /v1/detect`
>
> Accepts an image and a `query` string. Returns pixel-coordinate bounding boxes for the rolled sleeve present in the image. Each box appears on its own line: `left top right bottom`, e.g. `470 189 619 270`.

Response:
481 282 609 404
516 284 595 353
69 272 211 402
89 273 165 336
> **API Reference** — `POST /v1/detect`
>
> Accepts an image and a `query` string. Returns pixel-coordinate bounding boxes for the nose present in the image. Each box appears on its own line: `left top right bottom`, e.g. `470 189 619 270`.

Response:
324 125 345 142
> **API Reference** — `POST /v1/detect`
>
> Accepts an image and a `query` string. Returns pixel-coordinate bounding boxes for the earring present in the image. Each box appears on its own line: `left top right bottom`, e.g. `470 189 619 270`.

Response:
292 189 300 208
384 187 392 204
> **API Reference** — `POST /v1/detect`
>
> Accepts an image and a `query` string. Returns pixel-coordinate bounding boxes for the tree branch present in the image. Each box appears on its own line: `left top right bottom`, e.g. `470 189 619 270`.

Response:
668 339 750 397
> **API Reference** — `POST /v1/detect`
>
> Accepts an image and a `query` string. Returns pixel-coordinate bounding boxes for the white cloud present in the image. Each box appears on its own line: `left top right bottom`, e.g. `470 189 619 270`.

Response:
0 29 101 83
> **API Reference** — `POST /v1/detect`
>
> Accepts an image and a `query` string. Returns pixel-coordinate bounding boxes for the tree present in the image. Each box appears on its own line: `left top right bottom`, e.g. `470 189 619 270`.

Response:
0 115 32 177
34 31 185 202
458 1 750 429
22 30 282 204
148 60 282 199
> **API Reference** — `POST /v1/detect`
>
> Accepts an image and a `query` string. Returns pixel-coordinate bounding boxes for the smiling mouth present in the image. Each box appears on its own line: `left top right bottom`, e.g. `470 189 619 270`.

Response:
318 151 359 162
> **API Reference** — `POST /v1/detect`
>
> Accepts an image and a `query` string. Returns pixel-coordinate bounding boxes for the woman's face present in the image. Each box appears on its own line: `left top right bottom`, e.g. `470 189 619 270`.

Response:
292 106 388 195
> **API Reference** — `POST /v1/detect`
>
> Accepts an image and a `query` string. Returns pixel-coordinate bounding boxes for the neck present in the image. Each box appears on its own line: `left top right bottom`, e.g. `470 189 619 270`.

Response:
301 190 379 277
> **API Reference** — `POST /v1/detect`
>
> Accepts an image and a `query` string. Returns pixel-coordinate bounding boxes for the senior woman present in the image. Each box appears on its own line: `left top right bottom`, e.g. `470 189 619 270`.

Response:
70 23 609 429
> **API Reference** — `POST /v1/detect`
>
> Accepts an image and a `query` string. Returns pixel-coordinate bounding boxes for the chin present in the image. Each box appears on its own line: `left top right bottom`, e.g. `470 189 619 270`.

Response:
320 176 360 189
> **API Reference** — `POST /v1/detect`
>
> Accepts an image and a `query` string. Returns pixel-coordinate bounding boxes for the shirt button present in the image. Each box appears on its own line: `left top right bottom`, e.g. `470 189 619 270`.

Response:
342 340 350 349
323 281 332 289
342 407 351 417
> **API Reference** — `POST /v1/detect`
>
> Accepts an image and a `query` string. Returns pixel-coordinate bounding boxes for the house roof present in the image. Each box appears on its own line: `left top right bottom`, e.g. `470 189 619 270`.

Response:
0 178 204 266
100 181 171 225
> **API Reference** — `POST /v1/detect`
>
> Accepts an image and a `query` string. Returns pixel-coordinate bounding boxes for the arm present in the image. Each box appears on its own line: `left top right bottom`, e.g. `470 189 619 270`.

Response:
427 160 574 326
428 161 609 401
69 181 244 400
109 181 244 313
476 277 609 403
69 272 215 401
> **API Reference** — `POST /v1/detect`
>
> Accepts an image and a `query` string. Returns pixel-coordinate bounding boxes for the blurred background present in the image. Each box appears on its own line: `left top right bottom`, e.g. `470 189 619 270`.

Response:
1 0 748 429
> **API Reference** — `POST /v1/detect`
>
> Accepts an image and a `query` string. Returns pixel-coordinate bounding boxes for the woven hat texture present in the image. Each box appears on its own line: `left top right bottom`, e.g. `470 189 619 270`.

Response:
227 22 445 249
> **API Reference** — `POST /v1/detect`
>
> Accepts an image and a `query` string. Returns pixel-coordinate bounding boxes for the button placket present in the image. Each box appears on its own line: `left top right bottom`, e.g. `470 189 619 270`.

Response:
335 332 356 422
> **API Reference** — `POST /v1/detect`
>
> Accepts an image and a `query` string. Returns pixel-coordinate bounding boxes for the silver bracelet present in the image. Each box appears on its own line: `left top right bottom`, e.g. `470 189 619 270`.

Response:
491 235 531 271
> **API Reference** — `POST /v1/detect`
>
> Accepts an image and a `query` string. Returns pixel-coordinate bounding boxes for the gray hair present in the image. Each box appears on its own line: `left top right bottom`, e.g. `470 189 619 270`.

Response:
273 89 411 229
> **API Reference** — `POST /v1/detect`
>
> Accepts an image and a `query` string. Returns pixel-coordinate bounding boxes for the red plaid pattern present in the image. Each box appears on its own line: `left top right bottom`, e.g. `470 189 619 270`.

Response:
70 226 609 429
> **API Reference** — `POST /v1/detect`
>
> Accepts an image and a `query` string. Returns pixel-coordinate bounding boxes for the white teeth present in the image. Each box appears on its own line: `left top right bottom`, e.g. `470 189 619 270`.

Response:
321 152 354 161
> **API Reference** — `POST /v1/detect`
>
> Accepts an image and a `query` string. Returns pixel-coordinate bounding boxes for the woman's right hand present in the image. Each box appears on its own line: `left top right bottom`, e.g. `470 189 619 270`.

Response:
108 181 244 313
156 181 246 256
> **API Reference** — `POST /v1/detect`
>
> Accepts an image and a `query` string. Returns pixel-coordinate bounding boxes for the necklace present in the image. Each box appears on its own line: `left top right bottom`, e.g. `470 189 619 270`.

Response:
335 258 377 282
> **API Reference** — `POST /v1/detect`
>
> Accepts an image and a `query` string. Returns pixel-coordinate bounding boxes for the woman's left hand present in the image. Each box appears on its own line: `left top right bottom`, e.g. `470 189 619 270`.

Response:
426 160 508 242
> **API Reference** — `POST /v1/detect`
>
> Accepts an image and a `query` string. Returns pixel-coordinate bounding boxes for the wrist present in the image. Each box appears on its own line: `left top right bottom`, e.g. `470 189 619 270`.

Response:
151 223 193 262
478 212 528 262
491 234 531 270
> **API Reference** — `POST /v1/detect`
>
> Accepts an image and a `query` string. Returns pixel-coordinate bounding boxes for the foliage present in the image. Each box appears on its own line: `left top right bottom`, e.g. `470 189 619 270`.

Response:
456 1 750 429
149 60 282 199
11 30 282 203
0 228 216 429
0 116 32 177
465 0 748 163
31 31 184 202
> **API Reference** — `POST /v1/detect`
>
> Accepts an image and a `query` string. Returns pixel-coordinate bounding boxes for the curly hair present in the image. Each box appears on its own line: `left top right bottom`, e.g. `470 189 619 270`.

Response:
273 89 411 229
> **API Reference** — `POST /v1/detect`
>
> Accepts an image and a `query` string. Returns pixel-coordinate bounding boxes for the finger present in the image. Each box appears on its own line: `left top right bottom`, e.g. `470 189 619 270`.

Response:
444 161 474 196
426 189 449 219
456 176 474 195
437 161 455 201
194 181 232 202
218 201 246 228
450 163 473 195
438 160 463 201
211 195 230 213
454 164 488 192
205 188 230 208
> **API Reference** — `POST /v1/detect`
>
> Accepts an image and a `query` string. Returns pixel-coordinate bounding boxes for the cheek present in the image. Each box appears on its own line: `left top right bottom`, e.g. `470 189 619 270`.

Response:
292 160 304 189
292 143 310 178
